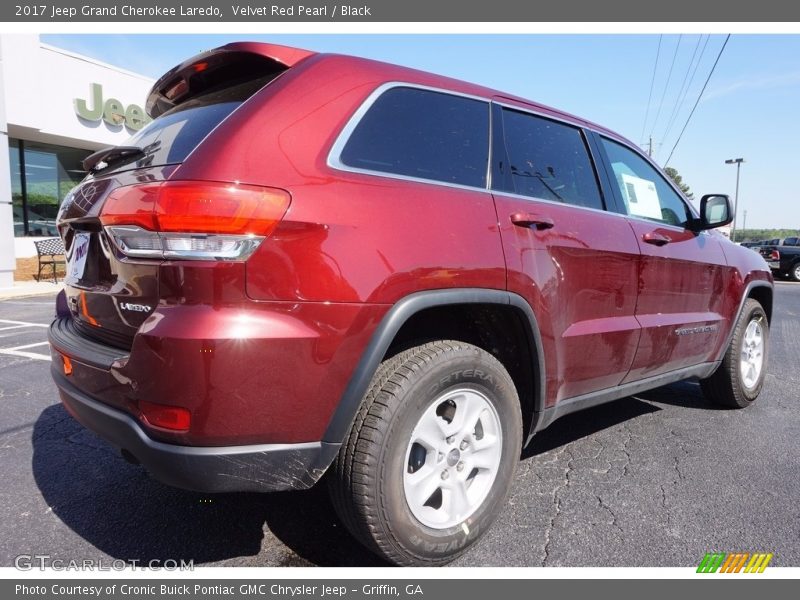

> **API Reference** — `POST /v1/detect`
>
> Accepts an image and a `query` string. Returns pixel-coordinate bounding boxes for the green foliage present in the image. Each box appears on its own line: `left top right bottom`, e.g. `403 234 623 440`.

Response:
664 167 693 199
736 229 800 243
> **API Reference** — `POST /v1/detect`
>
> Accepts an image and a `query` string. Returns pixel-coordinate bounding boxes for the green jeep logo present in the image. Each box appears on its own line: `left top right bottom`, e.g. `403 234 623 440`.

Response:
74 83 151 131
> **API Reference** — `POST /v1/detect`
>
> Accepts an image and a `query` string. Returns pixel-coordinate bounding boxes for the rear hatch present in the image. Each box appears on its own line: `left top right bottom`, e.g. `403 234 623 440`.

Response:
57 43 311 351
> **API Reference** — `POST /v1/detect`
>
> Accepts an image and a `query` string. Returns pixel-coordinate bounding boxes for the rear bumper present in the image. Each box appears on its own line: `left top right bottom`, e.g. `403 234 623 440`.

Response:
47 299 386 446
52 368 339 493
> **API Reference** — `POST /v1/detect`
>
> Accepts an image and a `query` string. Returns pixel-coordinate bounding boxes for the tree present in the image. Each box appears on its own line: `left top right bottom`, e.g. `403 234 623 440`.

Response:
664 167 693 199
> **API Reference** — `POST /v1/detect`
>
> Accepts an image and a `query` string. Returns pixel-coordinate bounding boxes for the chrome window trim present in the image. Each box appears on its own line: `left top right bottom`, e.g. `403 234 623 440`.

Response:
326 81 701 229
327 82 492 193
489 189 619 218
494 96 702 222
624 212 709 234
493 98 601 135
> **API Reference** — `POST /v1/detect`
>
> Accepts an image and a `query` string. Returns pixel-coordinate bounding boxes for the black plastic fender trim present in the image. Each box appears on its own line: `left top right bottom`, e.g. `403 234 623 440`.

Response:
713 279 773 364
321 288 546 447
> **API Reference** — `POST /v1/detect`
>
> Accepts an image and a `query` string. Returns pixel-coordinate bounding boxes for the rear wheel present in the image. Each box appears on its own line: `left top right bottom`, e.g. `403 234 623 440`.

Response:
701 298 768 408
328 341 522 566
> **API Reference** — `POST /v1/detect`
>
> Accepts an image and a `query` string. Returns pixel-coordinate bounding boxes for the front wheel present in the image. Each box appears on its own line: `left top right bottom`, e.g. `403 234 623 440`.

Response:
701 298 768 408
328 341 522 566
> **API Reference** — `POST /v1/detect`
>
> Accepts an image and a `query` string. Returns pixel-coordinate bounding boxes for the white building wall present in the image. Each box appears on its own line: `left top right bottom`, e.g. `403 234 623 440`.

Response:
1 35 154 149
0 37 15 288
0 34 153 288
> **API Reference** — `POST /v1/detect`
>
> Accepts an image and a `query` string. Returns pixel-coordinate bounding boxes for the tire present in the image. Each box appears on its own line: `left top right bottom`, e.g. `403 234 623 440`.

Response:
328 340 522 566
790 262 800 283
700 298 768 408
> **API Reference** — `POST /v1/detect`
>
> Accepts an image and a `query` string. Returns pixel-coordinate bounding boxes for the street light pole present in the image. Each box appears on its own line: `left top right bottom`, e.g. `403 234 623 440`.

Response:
725 158 745 242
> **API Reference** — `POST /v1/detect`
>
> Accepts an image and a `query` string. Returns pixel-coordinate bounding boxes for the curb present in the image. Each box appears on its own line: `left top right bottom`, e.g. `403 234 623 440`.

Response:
0 283 63 301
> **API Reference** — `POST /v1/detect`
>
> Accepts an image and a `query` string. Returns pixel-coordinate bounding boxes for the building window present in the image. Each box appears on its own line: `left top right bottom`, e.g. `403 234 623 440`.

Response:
9 139 89 237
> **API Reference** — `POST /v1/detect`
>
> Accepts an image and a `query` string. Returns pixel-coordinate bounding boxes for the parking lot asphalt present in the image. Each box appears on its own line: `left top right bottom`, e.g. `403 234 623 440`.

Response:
0 284 798 568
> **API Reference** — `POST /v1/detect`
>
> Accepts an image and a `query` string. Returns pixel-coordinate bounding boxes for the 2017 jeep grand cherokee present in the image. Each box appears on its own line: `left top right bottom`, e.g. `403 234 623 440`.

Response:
49 42 773 566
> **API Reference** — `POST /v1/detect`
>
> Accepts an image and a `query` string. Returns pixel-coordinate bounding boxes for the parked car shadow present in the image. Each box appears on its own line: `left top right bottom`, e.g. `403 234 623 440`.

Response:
33 386 691 566
633 379 715 409
32 404 386 567
522 395 661 459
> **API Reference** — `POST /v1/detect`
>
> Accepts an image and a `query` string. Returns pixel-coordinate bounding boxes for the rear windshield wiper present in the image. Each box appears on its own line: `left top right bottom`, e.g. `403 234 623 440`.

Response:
82 145 145 173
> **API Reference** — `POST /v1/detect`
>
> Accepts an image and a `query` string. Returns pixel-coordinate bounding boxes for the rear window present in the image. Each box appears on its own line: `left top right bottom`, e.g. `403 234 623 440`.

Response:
99 76 273 174
338 87 490 189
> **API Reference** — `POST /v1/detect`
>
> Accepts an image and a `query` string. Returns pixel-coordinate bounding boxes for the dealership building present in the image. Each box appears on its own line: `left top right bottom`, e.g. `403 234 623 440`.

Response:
0 35 154 288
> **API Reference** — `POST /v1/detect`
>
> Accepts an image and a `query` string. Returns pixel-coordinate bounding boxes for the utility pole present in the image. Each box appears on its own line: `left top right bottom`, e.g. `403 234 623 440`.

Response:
648 136 653 157
725 158 745 242
742 209 747 238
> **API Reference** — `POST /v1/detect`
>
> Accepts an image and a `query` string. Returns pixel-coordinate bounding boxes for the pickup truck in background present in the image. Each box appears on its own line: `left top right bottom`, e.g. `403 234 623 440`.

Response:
760 238 800 281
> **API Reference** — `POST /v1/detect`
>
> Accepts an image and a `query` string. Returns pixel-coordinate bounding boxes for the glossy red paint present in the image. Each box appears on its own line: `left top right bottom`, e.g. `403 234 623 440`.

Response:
52 42 772 453
56 293 388 446
623 220 730 381
495 194 641 406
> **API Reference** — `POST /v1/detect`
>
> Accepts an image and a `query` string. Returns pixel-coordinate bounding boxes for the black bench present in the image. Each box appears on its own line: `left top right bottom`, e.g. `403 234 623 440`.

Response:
34 238 66 284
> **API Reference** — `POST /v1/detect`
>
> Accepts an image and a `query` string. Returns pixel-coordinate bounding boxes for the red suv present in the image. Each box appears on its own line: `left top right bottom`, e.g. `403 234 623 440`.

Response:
49 42 773 566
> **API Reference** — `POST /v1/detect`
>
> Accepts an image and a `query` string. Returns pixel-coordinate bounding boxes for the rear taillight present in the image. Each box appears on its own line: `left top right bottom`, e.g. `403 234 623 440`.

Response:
771 250 780 261
100 181 290 261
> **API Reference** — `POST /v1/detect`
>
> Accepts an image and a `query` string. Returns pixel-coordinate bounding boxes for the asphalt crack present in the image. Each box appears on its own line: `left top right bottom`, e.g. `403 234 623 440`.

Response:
598 495 625 539
540 446 573 567
619 423 633 480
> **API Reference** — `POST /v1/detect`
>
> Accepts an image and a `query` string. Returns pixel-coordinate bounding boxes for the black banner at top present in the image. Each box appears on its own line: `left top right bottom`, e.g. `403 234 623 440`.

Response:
3 0 800 22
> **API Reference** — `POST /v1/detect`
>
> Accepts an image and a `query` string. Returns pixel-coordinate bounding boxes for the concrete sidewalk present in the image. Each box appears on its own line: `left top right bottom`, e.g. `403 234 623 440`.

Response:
0 280 62 300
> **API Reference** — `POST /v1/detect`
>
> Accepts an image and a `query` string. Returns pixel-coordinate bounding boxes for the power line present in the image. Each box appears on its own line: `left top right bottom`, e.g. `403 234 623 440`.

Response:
639 35 662 145
664 34 731 167
661 35 711 149
659 34 706 154
649 34 682 139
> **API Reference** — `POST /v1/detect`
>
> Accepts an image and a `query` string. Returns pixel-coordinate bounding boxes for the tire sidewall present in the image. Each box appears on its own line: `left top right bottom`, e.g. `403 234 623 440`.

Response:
376 350 521 563
734 301 769 401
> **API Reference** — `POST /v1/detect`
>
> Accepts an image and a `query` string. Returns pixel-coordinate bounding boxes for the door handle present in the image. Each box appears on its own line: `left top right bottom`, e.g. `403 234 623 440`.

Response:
510 213 555 230
642 231 672 246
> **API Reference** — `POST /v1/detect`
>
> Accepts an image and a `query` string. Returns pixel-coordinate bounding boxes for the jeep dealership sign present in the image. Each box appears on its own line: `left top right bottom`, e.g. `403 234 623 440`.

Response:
74 83 151 131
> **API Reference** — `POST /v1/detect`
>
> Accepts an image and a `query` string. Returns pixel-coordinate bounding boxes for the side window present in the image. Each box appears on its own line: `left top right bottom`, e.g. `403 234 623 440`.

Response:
600 138 692 227
495 108 603 210
338 87 489 188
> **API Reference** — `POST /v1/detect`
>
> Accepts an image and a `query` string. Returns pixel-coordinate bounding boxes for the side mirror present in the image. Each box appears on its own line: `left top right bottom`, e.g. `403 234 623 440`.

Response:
696 194 733 230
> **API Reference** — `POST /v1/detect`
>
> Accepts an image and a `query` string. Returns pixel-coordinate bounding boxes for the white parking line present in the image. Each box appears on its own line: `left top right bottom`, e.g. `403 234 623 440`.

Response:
0 321 52 361
0 319 49 328
0 348 51 361
0 325 37 332
5 342 50 351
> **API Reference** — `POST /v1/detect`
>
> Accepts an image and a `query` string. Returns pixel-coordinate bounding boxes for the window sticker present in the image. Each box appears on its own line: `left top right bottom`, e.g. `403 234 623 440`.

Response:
620 173 662 220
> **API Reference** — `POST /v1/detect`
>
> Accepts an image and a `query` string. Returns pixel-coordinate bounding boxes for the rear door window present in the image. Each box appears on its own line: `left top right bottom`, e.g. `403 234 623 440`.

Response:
338 87 490 188
494 108 604 210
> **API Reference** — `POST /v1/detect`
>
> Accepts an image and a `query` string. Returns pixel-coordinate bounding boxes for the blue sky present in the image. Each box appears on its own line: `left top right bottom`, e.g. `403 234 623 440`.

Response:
42 34 800 230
